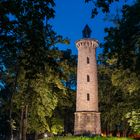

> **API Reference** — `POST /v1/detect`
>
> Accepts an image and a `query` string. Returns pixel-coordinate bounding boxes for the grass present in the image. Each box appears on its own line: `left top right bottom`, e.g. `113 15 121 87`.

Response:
41 136 135 140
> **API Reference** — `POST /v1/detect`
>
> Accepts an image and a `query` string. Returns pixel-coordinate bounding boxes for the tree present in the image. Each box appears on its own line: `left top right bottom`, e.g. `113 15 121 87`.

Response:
99 0 140 134
0 0 72 139
98 65 133 136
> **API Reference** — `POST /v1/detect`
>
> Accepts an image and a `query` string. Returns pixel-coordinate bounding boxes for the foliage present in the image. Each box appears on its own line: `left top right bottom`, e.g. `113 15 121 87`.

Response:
98 66 132 135
112 69 140 94
99 0 140 135
0 87 11 137
103 1 140 72
0 0 75 139
125 109 140 134
11 49 77 134
85 0 131 18
50 117 64 135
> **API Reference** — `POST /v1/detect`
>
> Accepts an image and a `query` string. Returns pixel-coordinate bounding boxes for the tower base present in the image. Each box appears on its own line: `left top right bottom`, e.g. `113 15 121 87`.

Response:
74 111 101 136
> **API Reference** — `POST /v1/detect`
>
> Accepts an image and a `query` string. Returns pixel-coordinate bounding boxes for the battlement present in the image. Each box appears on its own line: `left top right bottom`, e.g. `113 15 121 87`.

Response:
76 38 99 49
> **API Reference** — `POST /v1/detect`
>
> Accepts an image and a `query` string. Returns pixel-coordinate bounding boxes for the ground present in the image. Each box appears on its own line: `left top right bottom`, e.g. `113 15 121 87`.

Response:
41 136 135 140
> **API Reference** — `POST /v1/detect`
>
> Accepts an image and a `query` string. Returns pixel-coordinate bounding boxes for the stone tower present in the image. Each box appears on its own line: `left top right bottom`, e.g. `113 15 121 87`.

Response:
74 25 101 135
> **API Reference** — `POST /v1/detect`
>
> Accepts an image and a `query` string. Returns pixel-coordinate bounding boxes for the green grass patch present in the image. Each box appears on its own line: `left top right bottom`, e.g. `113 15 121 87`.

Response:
41 136 134 140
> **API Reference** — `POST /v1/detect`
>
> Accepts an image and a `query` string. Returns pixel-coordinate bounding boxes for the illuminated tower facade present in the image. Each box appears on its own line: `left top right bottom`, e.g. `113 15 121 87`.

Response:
74 25 101 135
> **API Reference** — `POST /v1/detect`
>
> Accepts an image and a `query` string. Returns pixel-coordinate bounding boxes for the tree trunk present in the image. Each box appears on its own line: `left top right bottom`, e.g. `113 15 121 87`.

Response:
116 131 120 137
122 129 127 137
22 105 28 140
106 123 110 136
35 132 38 140
19 107 24 140
9 98 13 140
10 64 19 140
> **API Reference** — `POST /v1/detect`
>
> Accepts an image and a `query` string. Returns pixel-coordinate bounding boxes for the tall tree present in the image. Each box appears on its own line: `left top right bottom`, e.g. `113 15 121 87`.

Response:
13 49 77 136
98 65 133 136
0 0 71 139
98 0 140 134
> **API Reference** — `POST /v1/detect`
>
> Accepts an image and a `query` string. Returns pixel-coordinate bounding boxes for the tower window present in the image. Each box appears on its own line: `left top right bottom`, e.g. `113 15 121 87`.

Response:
87 75 90 82
87 93 90 101
87 57 89 64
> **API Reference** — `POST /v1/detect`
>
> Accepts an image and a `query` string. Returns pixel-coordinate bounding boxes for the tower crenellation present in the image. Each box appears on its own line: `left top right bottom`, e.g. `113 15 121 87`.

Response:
76 39 99 49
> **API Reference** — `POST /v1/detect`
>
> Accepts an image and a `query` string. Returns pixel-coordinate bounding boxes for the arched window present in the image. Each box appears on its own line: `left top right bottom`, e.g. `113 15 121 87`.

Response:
87 93 90 101
87 57 89 64
87 75 90 82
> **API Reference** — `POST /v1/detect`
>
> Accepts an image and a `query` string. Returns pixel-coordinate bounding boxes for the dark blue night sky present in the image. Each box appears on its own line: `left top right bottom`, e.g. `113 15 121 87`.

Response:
51 0 134 55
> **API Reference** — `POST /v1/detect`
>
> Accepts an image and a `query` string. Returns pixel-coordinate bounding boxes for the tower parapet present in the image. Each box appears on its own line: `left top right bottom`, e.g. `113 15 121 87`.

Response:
76 38 99 49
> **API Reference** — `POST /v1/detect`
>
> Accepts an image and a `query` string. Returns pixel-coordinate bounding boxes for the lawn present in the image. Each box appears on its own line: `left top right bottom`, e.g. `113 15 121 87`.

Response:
41 136 134 140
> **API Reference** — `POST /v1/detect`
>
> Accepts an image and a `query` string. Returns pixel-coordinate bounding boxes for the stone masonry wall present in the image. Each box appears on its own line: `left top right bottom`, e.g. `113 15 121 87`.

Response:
76 39 99 112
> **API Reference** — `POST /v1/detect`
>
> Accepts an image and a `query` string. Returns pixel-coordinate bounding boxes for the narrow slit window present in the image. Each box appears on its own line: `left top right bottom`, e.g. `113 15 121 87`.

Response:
87 93 90 101
87 75 90 82
87 57 89 64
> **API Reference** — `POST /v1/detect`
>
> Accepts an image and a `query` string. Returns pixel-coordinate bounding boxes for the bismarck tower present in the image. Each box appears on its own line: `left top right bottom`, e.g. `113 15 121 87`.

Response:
74 25 101 135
